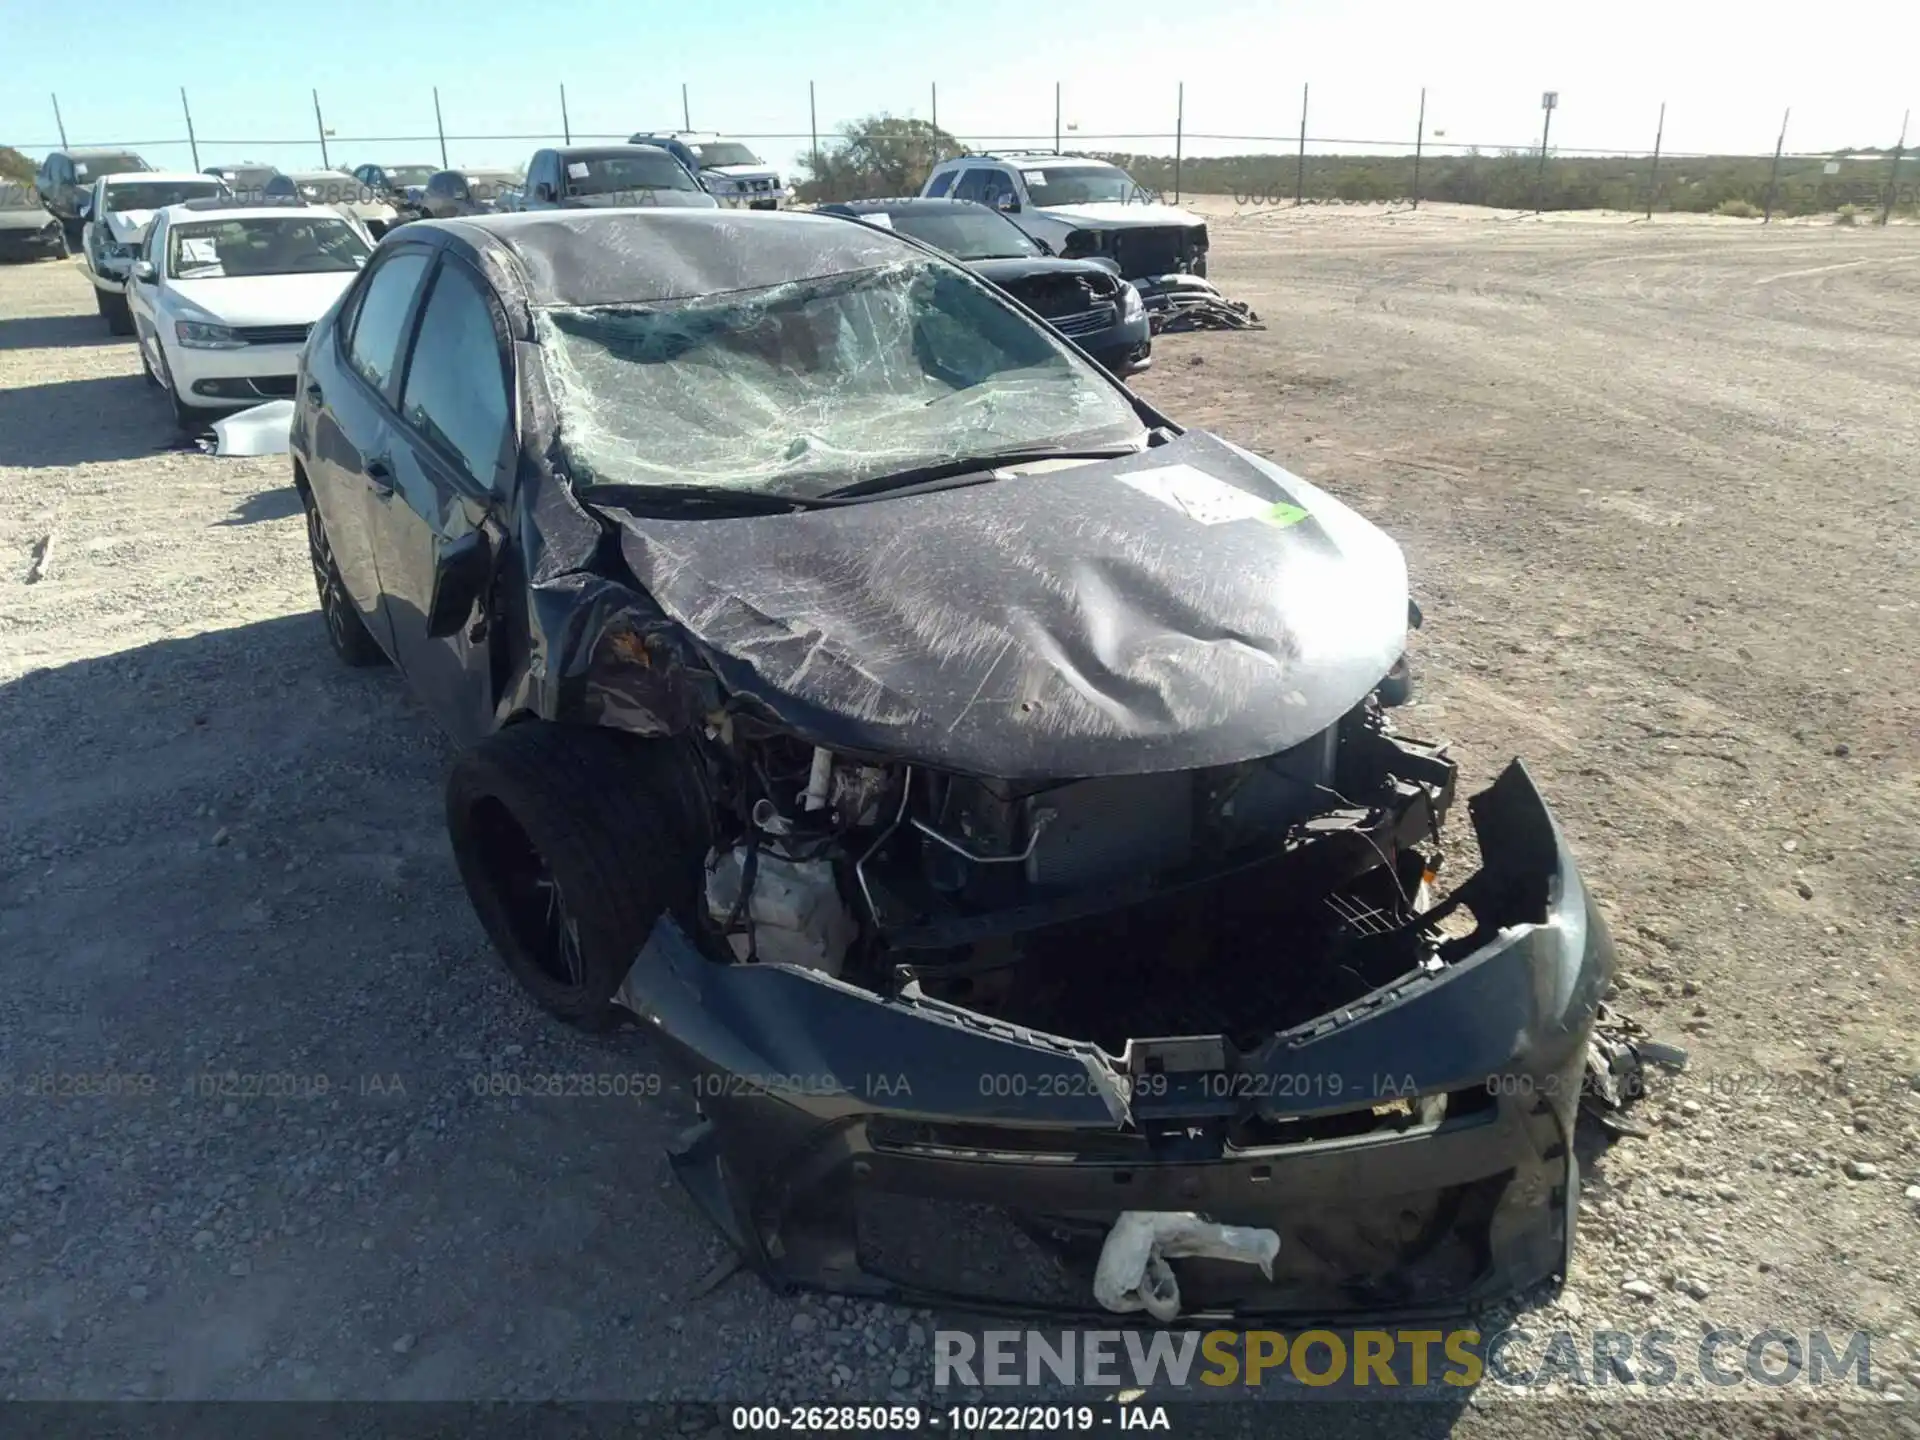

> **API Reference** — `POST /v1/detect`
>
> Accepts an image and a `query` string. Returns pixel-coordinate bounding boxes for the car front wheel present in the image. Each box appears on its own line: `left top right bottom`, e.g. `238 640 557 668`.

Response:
446 724 710 1032
301 489 387 667
151 342 206 433
95 286 133 335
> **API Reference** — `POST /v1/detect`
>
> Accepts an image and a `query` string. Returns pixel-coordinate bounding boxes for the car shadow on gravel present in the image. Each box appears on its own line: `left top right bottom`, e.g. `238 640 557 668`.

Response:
0 312 123 352
0 374 178 467
219 485 304 526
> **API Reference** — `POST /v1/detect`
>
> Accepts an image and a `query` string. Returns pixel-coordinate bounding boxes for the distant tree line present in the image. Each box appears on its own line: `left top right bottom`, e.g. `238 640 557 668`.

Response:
794 115 1914 217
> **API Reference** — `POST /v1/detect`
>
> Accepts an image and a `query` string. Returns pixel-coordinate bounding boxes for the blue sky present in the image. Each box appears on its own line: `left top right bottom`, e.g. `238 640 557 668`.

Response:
4 0 1915 175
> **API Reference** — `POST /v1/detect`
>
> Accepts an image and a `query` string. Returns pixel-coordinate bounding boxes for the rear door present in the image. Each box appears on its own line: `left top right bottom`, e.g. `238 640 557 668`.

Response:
305 243 436 652
366 253 515 744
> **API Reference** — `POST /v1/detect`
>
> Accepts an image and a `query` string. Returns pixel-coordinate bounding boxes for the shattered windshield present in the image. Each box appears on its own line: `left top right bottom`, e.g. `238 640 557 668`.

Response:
540 259 1146 498
385 166 438 187
104 180 225 212
884 208 1042 260
168 216 371 279
691 142 763 167
1026 165 1148 205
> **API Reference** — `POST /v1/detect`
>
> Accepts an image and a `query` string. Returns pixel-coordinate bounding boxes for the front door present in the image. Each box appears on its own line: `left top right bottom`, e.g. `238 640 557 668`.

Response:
308 243 436 652
366 252 514 745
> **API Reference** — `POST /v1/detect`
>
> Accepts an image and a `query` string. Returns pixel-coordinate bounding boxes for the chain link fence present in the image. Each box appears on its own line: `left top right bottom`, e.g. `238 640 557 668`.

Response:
9 84 1914 222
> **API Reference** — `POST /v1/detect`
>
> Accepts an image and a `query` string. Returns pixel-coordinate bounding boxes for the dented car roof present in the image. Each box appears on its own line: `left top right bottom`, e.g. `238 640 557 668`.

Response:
427 210 922 306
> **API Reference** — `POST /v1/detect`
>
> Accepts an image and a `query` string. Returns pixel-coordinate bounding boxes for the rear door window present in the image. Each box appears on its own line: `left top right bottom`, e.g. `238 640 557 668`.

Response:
344 249 432 395
924 169 955 198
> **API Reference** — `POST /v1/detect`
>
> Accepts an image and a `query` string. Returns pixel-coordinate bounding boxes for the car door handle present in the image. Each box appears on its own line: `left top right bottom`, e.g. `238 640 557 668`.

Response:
365 458 396 498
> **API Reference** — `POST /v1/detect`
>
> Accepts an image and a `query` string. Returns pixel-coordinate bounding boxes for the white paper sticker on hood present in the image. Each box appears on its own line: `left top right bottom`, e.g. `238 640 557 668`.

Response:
1119 465 1309 528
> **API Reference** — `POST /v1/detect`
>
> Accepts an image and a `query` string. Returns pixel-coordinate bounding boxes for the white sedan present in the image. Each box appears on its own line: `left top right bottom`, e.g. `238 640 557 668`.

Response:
126 198 374 431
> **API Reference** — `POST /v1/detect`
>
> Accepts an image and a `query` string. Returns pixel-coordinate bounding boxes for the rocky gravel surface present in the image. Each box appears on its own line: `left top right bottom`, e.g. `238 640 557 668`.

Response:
2 211 1917 1437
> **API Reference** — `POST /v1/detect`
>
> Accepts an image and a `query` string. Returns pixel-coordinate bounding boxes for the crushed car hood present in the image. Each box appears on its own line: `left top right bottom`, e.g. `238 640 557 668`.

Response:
604 431 1409 779
1039 201 1206 231
105 210 156 243
970 256 1123 288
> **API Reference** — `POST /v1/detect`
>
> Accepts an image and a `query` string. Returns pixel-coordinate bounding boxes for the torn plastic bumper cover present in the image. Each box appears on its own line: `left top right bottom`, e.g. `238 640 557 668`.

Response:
613 759 1614 1321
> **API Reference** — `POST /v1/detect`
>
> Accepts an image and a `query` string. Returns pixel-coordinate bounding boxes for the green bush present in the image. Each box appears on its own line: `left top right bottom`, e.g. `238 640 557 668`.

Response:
1715 198 1760 218
1835 204 1859 225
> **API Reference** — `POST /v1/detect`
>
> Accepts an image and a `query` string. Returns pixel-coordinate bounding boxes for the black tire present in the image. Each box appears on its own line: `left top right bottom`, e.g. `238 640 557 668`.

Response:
152 344 204 433
446 724 711 1031
300 488 387 667
95 285 133 336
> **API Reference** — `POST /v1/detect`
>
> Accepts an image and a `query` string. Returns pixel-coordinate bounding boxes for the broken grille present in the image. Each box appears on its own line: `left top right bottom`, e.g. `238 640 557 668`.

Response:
1051 305 1117 338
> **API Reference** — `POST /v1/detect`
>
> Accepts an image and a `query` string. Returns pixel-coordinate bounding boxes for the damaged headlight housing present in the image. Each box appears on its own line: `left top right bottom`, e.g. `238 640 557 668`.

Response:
174 320 247 350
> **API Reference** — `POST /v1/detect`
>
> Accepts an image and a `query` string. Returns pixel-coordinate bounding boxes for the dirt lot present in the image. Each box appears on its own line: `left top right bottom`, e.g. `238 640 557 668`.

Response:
2 209 1917 1433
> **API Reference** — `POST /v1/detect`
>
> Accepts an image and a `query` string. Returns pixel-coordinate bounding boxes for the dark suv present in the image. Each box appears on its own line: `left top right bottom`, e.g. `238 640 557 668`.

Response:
817 197 1150 376
416 168 524 219
36 147 151 242
285 205 1613 1324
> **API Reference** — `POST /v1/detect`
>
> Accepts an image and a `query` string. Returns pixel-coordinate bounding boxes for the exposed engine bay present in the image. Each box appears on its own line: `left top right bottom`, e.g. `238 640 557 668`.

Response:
696 684 1455 1052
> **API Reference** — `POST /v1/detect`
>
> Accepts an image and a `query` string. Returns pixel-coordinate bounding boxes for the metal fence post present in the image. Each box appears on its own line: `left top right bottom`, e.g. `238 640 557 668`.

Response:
1534 92 1557 214
1295 83 1308 205
1174 82 1183 203
809 81 819 178
560 84 571 146
433 87 448 168
1054 82 1061 153
312 89 329 168
1646 101 1665 220
180 87 200 172
1762 107 1790 223
682 84 691 131
1880 109 1910 225
51 93 69 149
1412 87 1426 209
930 82 937 134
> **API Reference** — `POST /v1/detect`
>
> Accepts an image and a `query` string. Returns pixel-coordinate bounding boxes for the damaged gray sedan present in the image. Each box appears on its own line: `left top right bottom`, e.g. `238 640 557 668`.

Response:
289 208 1615 1322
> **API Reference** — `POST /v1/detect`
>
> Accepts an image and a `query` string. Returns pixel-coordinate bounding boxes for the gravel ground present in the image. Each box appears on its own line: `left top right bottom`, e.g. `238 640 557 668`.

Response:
1 210 1916 1436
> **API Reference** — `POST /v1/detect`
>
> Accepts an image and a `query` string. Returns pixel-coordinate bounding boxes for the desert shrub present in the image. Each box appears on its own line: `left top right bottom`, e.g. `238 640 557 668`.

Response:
1835 204 1859 225
1715 198 1760 218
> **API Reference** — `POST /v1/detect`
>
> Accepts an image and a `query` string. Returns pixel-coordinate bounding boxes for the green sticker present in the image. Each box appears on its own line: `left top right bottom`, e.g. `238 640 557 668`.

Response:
1264 501 1310 528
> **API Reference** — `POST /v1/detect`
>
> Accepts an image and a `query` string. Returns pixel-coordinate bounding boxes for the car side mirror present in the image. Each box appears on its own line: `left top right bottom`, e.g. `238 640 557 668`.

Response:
76 198 92 219
426 529 493 639
131 259 156 283
534 181 556 202
994 193 1019 213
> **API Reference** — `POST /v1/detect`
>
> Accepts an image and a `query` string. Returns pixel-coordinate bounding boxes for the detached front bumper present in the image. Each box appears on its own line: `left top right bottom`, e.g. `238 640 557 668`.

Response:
614 760 1614 1322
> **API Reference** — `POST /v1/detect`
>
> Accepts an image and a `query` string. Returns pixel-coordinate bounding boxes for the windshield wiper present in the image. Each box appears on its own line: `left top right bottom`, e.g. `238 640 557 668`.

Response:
817 445 1143 502
575 481 845 515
